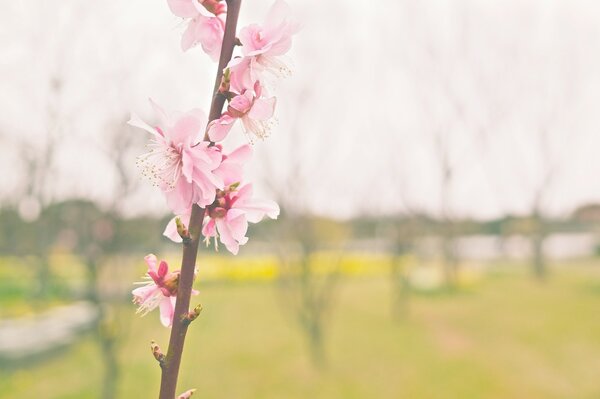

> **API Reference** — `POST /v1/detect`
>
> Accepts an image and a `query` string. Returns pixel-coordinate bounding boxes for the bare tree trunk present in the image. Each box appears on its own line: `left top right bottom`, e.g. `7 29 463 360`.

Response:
531 211 547 280
85 256 119 399
390 255 410 320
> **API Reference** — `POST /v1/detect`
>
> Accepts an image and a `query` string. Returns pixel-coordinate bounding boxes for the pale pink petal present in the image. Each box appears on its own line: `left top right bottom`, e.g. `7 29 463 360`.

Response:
202 218 217 238
227 144 252 163
264 0 292 31
181 150 194 183
194 164 224 192
132 285 159 304
207 114 235 142
228 57 254 92
248 96 276 120
239 24 268 55
145 254 159 272
225 209 249 242
128 113 161 137
167 0 198 18
165 180 194 214
235 183 254 202
214 162 242 187
181 19 199 51
197 16 225 61
266 35 292 56
193 172 220 207
159 296 177 327
165 211 193 242
169 110 206 145
214 145 251 185
240 199 280 223
149 98 171 128
215 218 240 255
163 216 183 243
229 93 253 115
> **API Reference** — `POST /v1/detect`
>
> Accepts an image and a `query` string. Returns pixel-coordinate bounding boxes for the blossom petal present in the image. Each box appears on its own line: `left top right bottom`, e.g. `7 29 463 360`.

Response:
207 114 236 142
202 218 217 238
158 261 169 278
169 109 206 145
128 113 161 137
241 199 280 223
159 296 177 327
149 98 171 128
248 96 276 120
216 218 240 255
227 144 252 163
165 179 194 214
229 93 253 115
181 19 199 51
163 216 183 243
225 209 249 241
167 0 198 18
145 254 159 272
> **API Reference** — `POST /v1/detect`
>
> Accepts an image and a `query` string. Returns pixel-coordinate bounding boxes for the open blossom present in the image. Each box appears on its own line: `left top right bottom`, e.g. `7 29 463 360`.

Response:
228 0 299 92
228 82 276 140
132 254 197 327
202 183 280 254
163 144 252 242
208 82 276 142
167 0 226 60
181 14 225 60
129 100 223 213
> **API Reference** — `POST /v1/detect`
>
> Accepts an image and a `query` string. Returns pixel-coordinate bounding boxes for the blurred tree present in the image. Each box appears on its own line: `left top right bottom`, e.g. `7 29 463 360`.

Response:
260 87 346 367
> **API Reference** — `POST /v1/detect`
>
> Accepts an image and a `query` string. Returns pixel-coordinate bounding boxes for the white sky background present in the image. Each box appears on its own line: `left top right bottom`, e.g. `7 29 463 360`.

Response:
1 0 600 220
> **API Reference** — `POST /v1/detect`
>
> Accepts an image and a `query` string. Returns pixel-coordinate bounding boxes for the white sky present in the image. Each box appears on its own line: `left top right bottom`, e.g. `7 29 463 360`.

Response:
1 0 600 220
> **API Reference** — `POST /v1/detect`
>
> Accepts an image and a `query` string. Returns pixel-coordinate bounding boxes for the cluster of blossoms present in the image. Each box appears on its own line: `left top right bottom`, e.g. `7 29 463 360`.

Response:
130 0 297 327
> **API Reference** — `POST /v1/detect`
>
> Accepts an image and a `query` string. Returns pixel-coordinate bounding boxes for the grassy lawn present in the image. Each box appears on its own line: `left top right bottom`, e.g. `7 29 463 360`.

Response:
2 260 600 398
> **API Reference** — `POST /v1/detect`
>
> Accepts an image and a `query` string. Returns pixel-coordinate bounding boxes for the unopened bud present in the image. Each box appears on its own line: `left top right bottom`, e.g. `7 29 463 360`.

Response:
183 303 203 326
150 340 165 366
176 217 191 243
219 68 231 94
178 389 197 399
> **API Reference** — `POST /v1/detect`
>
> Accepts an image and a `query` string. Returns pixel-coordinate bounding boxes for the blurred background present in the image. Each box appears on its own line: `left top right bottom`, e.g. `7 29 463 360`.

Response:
1 0 600 397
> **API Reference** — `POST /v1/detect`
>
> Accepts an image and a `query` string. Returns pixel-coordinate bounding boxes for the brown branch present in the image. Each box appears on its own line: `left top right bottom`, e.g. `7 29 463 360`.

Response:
158 1 242 398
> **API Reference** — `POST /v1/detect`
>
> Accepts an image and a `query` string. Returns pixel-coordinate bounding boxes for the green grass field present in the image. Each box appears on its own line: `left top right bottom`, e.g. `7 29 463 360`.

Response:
2 260 600 398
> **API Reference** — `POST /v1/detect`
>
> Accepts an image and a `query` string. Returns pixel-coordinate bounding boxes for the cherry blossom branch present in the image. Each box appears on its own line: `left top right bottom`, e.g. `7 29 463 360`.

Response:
158 1 242 398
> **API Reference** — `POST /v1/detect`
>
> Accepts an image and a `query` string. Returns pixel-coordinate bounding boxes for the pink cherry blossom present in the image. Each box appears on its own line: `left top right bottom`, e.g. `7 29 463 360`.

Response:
163 144 252 243
202 183 279 254
167 0 226 60
132 254 197 327
227 82 277 141
181 14 225 61
129 100 224 213
228 0 299 92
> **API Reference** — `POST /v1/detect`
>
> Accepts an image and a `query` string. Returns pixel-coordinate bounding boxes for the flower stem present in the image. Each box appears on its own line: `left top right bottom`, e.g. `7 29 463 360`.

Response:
158 2 242 398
